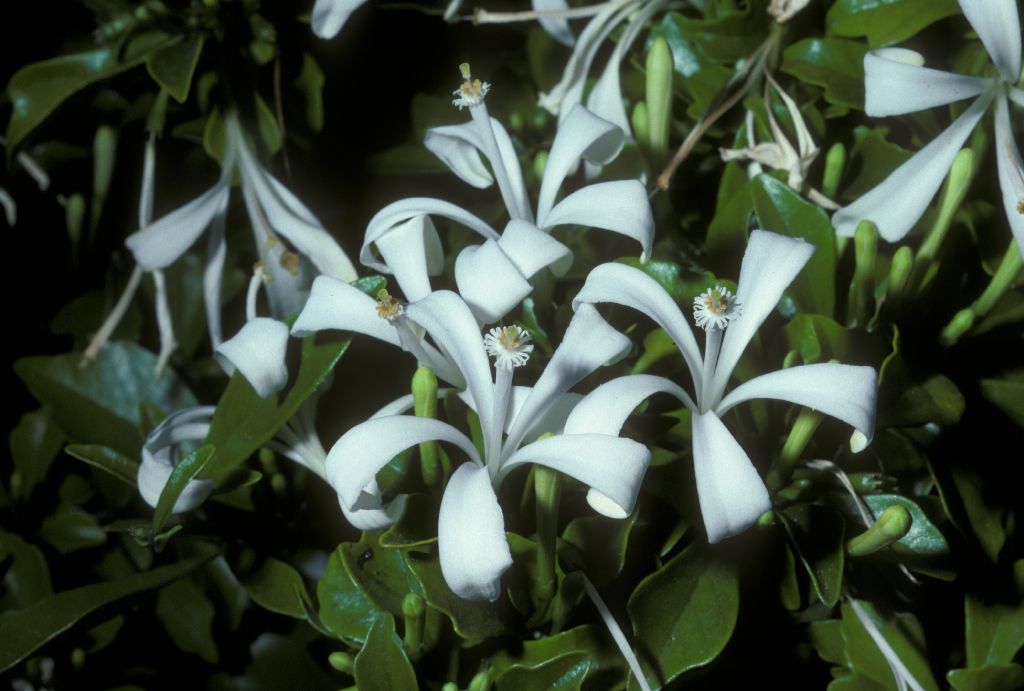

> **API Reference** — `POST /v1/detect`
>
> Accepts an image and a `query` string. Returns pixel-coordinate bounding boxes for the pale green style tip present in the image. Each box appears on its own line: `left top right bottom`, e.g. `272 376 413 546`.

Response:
328 651 354 673
847 504 912 556
459 62 472 80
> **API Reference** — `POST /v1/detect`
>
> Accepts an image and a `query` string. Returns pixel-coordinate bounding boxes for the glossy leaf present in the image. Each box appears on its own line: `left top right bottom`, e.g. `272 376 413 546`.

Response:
826 0 961 47
981 370 1024 428
240 556 313 620
353 614 418 691
40 505 106 553
65 444 139 487
9 408 63 500
318 544 388 644
784 314 852 364
777 504 846 607
152 444 214 532
781 38 868 111
877 331 965 427
155 577 218 663
0 529 52 608
948 664 1024 691
863 495 949 557
146 34 205 103
840 601 940 691
964 560 1024 667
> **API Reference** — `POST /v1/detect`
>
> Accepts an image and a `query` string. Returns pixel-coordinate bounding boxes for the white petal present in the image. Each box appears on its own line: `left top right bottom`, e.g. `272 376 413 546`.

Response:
424 121 494 188
291 275 401 346
564 374 695 435
503 433 651 519
326 415 480 509
241 181 310 320
995 93 1024 257
454 240 534 324
958 0 1021 83
374 214 444 303
717 363 877 443
215 318 290 398
573 262 705 399
536 105 625 224
864 51 992 116
137 407 216 513
489 116 532 221
498 219 573 279
125 180 230 269
460 386 583 439
833 92 994 240
504 303 631 453
312 0 369 39
541 180 654 259
438 464 512 601
338 479 407 531
203 205 228 349
691 411 771 544
406 291 497 449
1009 85 1024 108
362 197 499 274
708 230 815 406
533 0 575 47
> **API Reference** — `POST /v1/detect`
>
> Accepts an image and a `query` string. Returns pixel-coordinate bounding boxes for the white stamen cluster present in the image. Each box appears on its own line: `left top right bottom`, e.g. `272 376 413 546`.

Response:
375 289 404 322
693 286 742 331
484 325 533 369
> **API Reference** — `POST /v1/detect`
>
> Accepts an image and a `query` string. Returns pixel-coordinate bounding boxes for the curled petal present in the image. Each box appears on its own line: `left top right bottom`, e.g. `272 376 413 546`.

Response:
326 415 479 509
203 204 228 349
498 219 573 279
995 93 1024 257
339 479 407 531
374 215 444 303
573 262 705 398
958 0 1021 83
125 180 230 269
312 0 369 39
137 407 216 513
709 230 815 405
439 464 512 601
454 240 534 325
532 0 575 47
291 275 402 346
216 318 290 398
425 121 494 188
864 52 992 116
691 411 771 544
503 434 651 519
564 374 696 435
717 363 877 444
833 91 994 240
542 180 654 260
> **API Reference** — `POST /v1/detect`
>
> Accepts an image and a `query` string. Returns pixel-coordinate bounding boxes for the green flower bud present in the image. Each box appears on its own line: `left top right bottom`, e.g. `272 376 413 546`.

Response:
940 307 976 347
886 246 913 307
403 592 425 654
469 670 492 691
915 148 975 289
822 142 846 200
632 101 650 149
328 651 354 674
847 504 912 556
850 220 878 326
646 38 673 155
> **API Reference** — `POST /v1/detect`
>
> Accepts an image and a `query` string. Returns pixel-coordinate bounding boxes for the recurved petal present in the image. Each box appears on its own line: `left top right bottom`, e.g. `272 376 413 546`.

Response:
137 407 217 513
339 479 407 531
563 374 695 435
532 0 575 47
498 219 573 280
536 105 625 223
311 0 369 39
691 411 771 544
424 121 494 188
374 214 444 303
326 415 480 509
864 51 992 116
504 433 650 518
995 93 1024 257
717 363 877 443
454 240 534 324
125 180 230 269
958 0 1022 83
291 275 402 346
709 230 814 404
573 262 705 397
832 92 994 240
541 180 654 260
215 318 290 398
438 463 512 601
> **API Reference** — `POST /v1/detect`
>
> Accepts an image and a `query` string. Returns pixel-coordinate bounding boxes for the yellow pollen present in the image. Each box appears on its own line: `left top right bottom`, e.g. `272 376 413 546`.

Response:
497 327 523 350
1016 198 1024 215
375 289 402 320
704 290 730 314
459 79 485 100
279 251 300 276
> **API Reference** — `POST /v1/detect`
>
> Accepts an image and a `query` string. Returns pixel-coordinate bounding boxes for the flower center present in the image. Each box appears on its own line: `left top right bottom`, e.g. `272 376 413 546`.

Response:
452 63 490 109
693 286 742 331
375 289 404 321
1016 198 1024 215
484 325 533 369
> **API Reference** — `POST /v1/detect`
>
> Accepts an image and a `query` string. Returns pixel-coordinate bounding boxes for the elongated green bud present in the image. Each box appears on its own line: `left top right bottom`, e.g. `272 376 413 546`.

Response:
780 408 823 467
328 651 354 673
469 671 492 691
847 505 912 556
632 101 650 149
972 240 1023 316
850 220 878 326
822 142 846 200
886 246 913 308
412 366 441 488
441 684 459 691
940 307 976 347
532 150 548 184
646 38 673 155
917 148 975 272
402 592 425 656
534 455 560 607
91 125 118 235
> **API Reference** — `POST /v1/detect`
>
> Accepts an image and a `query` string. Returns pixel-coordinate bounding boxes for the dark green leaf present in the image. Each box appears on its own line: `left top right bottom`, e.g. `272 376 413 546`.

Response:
862 495 949 557
496 653 591 691
781 38 868 111
784 314 852 364
240 556 312 619
840 600 940 691
949 664 1024 691
65 444 138 487
981 370 1024 428
293 53 325 132
318 545 388 644
353 614 418 691
826 0 961 47
155 577 218 663
0 541 217 673
777 504 845 607
562 512 637 587
380 494 439 548
877 330 964 426
964 561 1024 667
40 505 106 553
0 529 52 608
152 444 214 532
9 408 64 500
146 35 204 103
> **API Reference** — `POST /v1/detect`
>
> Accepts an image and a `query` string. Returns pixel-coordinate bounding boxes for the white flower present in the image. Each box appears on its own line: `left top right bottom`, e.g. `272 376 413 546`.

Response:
311 0 370 39
483 324 534 369
326 290 649 600
137 406 217 514
360 69 654 325
692 285 742 331
570 230 878 543
833 0 1024 256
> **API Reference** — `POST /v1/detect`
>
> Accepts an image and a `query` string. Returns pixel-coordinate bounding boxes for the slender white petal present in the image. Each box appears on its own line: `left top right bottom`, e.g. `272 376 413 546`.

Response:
1010 85 1024 108
864 52 992 116
542 180 654 259
709 231 815 406
215 318 290 398
326 416 480 509
137 407 216 513
362 198 499 273
497 219 574 279
504 303 631 454
564 374 696 435
691 411 771 543
717 363 877 442
406 291 497 447
125 180 230 269
461 387 583 439
291 275 402 346
424 121 494 188
833 91 995 240
994 94 1024 256
454 240 534 324
241 182 309 320
533 0 575 47
152 269 177 375
573 262 705 398
503 434 650 518
537 105 625 223
438 463 512 601
958 0 1021 83
374 215 445 303
311 0 369 39
140 134 156 227
339 479 407 531
203 205 228 349
489 117 533 221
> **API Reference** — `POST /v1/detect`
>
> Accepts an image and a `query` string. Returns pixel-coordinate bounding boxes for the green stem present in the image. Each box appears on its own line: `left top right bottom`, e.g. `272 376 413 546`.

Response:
534 465 561 609
412 367 441 488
